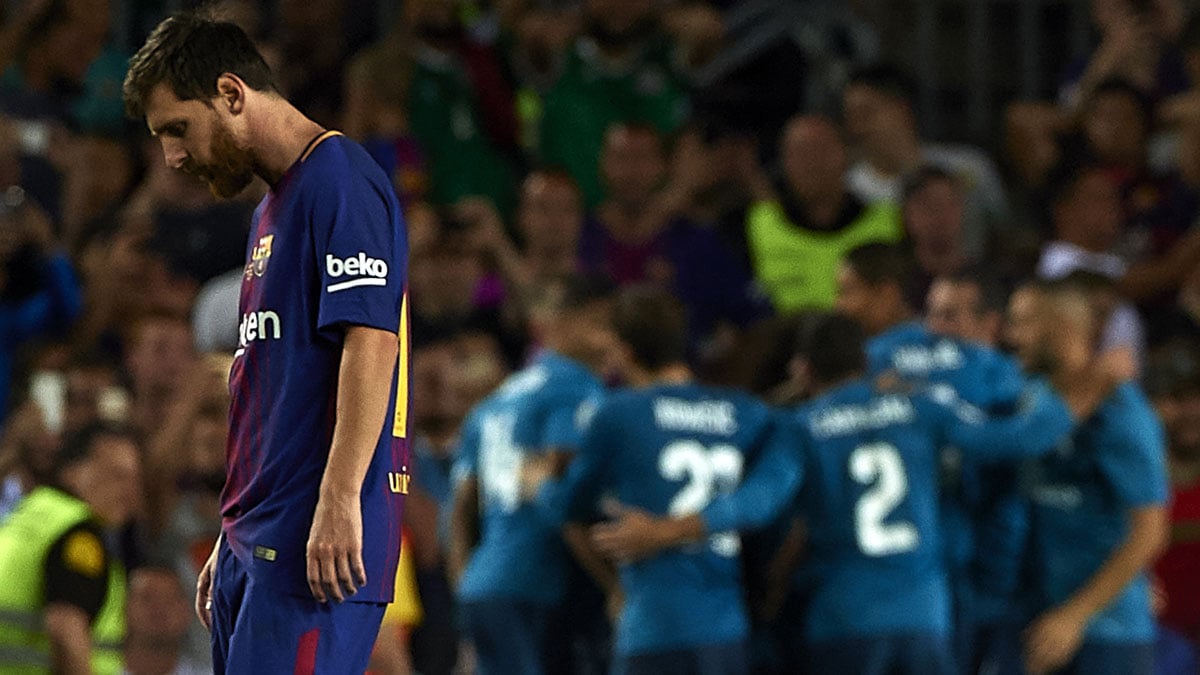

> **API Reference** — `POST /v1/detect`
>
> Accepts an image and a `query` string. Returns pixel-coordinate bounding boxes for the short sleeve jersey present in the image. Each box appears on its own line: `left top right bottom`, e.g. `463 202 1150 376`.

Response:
1025 383 1169 643
222 132 411 603
558 383 788 656
454 351 604 606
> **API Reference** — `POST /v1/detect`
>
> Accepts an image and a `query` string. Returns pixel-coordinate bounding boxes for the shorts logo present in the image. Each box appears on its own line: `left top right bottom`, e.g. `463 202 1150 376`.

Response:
245 234 274 279
326 252 388 292
253 545 277 562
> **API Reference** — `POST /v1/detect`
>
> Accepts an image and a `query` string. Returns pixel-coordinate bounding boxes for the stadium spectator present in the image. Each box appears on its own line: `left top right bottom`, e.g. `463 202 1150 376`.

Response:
740 115 901 313
121 311 196 438
1058 0 1187 112
0 150 82 422
123 566 208 675
581 122 762 352
0 0 127 133
0 422 141 675
342 38 427 207
538 0 720 207
842 64 1010 262
403 0 519 215
1146 341 1200 644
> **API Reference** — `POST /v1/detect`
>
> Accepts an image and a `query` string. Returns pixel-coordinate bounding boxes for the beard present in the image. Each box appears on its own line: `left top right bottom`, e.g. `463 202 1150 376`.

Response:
184 120 256 199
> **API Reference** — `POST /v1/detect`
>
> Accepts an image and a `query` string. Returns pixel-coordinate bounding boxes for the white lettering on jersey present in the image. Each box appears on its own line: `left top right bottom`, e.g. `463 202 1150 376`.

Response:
326 252 389 292
653 398 738 436
810 396 916 439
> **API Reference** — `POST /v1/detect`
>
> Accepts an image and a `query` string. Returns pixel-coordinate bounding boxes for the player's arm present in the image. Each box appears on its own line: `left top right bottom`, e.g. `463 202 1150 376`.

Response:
308 325 398 603
447 414 482 588
556 408 621 605
1025 505 1167 675
593 417 804 561
936 381 1076 461
447 476 479 589
1025 411 1170 674
43 524 108 675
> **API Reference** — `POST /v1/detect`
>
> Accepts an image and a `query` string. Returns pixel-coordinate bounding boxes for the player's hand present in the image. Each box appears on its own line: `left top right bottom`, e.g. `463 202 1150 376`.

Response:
1023 604 1087 674
591 503 671 563
195 540 219 631
306 492 367 603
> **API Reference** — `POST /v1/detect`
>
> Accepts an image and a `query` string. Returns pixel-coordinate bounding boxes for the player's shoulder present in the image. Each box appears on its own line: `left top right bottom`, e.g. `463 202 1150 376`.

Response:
1098 381 1160 429
299 134 391 191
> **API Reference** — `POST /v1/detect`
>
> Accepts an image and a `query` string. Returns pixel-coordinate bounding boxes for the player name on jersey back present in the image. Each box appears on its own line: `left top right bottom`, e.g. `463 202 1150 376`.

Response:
653 397 739 435
810 396 915 439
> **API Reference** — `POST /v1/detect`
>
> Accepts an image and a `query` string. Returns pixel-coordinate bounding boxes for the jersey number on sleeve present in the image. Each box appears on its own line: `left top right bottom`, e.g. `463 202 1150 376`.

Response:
658 441 744 557
850 442 919 556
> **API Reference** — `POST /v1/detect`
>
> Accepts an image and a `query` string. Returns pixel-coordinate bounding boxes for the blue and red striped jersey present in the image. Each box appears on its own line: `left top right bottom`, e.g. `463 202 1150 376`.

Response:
222 131 410 603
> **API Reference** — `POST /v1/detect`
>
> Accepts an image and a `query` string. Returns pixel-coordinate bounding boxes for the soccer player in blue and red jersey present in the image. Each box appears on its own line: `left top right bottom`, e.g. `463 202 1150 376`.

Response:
124 15 411 675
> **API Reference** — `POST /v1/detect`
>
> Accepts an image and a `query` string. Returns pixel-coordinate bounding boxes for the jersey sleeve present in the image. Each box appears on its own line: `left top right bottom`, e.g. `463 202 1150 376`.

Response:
1095 395 1169 508
540 389 599 451
451 410 482 483
700 411 803 533
985 352 1026 413
310 156 406 339
927 380 1075 461
43 523 109 622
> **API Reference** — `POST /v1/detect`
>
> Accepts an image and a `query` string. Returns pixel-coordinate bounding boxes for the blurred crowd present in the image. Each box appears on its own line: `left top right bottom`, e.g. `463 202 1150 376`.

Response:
2 0 1200 673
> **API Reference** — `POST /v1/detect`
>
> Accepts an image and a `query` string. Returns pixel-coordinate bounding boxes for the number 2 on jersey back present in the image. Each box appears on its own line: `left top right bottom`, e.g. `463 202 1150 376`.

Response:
850 442 919 556
658 440 743 557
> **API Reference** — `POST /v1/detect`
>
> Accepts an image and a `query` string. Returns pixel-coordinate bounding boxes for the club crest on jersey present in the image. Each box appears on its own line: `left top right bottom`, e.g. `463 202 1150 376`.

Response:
245 234 274 279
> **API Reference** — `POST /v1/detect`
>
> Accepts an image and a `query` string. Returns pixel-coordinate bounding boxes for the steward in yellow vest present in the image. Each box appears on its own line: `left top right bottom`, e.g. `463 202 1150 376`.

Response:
0 423 142 674
741 116 902 313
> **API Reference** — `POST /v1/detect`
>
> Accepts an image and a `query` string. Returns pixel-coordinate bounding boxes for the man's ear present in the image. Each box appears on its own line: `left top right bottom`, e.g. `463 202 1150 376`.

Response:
215 74 246 115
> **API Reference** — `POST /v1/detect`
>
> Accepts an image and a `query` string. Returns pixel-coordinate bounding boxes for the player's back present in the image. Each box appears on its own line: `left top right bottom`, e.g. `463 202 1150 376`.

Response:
582 383 779 656
867 321 1022 410
1026 382 1168 644
794 378 950 642
456 352 602 606
867 320 1027 611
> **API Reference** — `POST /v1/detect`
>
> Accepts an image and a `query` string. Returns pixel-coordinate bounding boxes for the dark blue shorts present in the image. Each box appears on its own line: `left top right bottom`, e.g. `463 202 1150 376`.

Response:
808 633 954 675
210 538 386 675
460 599 555 675
613 641 749 675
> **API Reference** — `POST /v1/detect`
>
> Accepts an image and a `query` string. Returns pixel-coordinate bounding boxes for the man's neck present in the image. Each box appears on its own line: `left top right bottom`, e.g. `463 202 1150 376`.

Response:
873 309 915 337
247 101 327 188
797 189 846 229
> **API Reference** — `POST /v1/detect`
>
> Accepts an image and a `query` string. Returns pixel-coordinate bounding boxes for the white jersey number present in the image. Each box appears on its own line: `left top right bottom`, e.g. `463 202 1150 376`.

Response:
658 441 744 557
850 442 919 556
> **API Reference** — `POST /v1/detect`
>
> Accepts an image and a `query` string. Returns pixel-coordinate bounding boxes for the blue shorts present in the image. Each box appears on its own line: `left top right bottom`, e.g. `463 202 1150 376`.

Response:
808 633 954 675
210 538 386 675
613 641 748 675
460 599 555 675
